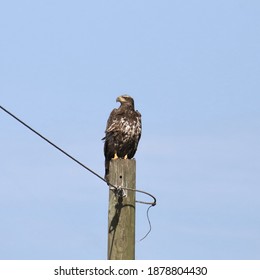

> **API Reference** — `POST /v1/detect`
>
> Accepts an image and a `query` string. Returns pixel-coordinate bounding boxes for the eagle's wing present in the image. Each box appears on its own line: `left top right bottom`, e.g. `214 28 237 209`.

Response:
103 108 121 181
105 108 122 134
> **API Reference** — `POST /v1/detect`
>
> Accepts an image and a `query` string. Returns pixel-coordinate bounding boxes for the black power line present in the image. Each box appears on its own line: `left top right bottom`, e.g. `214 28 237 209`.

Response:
0 105 107 183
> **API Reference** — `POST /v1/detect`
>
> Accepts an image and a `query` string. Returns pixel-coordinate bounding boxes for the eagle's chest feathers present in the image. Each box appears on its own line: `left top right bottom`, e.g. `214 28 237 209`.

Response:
119 116 141 139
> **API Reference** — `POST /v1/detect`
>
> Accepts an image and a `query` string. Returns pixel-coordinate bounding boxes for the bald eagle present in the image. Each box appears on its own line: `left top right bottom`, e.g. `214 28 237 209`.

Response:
103 95 142 182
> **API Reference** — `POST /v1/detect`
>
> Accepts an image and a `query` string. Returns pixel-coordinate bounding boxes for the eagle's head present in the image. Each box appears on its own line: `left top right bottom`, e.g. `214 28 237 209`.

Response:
116 95 135 109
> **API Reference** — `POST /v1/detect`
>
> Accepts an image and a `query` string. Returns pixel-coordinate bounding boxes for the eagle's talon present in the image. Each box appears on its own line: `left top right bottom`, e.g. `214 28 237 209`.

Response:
112 153 118 160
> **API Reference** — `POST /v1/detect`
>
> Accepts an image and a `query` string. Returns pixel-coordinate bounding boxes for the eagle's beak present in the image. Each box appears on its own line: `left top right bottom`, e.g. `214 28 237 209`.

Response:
116 96 125 103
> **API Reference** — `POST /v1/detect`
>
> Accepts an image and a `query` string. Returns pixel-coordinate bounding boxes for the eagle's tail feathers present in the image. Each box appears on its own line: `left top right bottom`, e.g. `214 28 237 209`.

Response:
105 159 110 184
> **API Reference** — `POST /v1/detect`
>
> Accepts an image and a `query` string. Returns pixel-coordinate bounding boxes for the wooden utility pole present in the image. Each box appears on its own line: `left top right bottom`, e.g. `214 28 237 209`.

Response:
107 159 136 260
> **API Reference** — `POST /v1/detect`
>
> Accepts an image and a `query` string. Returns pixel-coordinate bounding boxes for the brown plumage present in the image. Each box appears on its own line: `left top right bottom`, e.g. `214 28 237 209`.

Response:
102 95 142 182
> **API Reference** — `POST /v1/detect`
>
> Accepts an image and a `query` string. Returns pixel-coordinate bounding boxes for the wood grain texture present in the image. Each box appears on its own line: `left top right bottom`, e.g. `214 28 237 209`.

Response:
107 159 136 260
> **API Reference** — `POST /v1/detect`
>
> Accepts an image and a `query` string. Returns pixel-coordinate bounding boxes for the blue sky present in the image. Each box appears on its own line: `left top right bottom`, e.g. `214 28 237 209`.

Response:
1 0 259 259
